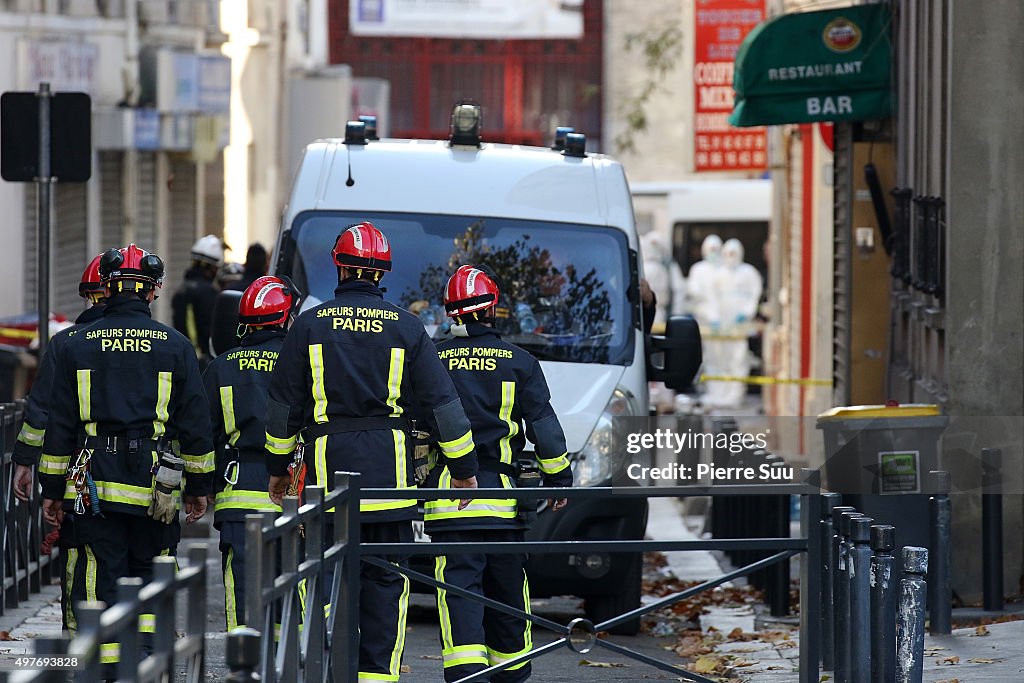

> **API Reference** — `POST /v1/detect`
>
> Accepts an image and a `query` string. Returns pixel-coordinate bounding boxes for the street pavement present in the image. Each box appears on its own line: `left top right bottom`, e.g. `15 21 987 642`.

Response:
3 501 1024 681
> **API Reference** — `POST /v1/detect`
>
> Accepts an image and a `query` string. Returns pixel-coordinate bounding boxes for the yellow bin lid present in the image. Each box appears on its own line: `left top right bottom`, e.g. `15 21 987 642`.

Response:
817 403 941 420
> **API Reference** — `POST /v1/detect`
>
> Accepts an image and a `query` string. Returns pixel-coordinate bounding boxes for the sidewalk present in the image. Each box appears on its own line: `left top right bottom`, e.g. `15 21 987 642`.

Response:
0 578 63 661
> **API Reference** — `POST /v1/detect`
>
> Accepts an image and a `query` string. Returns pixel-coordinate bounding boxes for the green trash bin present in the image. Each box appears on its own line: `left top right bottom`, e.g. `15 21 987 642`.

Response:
816 403 949 553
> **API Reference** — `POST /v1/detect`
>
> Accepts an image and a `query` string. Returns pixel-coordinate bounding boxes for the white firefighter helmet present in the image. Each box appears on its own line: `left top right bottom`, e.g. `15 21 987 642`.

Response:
191 234 224 266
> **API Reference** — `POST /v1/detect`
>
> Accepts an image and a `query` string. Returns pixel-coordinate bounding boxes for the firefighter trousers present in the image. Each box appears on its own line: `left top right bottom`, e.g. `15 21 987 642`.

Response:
62 510 179 673
219 521 248 630
431 529 532 683
325 519 412 682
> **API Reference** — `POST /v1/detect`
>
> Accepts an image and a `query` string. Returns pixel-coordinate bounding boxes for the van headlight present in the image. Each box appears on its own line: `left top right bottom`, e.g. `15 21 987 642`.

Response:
572 387 636 487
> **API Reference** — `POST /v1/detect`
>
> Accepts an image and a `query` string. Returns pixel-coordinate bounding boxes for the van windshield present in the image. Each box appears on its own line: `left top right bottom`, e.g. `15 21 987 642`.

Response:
287 211 636 365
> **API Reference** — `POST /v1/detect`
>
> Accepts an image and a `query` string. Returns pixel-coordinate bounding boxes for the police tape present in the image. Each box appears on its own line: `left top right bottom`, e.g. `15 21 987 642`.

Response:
699 374 833 387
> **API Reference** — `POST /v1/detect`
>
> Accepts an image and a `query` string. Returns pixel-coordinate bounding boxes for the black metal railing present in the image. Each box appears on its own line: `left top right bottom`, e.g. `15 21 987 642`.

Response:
0 401 57 615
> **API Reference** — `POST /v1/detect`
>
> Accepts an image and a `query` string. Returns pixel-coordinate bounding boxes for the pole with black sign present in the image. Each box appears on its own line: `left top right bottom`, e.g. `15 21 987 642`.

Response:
36 82 52 360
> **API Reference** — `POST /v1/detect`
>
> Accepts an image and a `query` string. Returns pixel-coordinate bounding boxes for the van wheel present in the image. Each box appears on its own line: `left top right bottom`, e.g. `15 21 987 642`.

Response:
584 554 642 636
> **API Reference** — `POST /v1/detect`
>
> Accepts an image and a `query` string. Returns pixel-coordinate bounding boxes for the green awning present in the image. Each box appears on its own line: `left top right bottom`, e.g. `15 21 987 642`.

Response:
729 3 892 127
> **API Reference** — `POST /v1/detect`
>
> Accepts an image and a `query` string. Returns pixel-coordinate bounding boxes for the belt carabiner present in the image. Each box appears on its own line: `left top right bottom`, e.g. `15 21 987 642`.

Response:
223 459 240 486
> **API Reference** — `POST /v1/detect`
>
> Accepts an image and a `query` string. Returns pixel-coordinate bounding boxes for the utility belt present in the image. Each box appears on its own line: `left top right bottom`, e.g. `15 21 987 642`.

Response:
69 432 174 517
299 416 412 444
475 458 543 527
82 434 166 457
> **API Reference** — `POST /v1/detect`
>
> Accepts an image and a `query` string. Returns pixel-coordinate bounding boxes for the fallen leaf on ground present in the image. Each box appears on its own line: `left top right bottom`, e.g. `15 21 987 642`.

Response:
400 665 411 673
420 654 442 660
974 624 990 636
935 679 960 683
969 658 996 664
693 656 724 674
578 660 627 668
730 659 758 668
0 632 18 641
938 655 960 665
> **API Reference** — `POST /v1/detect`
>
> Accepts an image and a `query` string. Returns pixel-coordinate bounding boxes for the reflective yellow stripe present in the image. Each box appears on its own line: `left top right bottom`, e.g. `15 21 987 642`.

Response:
220 386 239 446
309 344 327 423
39 454 70 476
498 381 517 464
100 642 120 664
438 430 475 459
225 547 239 630
153 371 172 438
385 347 405 417
182 450 215 474
85 546 98 602
393 430 407 489
139 614 156 633
77 369 92 422
359 498 418 513
537 452 570 475
17 423 44 447
215 490 280 512
424 500 518 520
314 435 327 489
357 674 400 682
389 562 410 676
66 480 174 507
442 643 489 668
266 431 297 455
436 556 454 651
186 304 199 352
64 548 78 632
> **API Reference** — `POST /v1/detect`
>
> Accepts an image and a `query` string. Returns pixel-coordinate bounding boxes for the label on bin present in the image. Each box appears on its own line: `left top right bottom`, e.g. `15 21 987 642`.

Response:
878 451 920 493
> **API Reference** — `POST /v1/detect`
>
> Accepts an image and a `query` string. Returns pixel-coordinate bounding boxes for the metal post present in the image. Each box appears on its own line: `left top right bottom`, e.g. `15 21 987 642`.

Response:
849 516 873 683
768 460 790 617
72 602 105 683
36 82 52 361
186 545 207 677
226 627 262 682
870 525 897 683
115 578 144 683
151 556 177 676
279 496 301 681
332 471 361 683
928 471 951 634
304 486 325 682
835 510 862 683
981 448 1003 611
820 493 841 671
798 468 822 683
245 512 271 674
896 547 928 683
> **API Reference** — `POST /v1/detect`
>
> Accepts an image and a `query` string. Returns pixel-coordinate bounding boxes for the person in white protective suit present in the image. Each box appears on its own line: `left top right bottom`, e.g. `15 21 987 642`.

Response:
686 234 722 326
641 231 687 413
703 238 763 409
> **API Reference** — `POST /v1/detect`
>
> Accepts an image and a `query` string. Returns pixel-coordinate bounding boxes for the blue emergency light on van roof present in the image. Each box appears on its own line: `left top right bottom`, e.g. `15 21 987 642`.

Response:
358 115 379 140
563 132 587 158
552 126 575 151
344 121 368 145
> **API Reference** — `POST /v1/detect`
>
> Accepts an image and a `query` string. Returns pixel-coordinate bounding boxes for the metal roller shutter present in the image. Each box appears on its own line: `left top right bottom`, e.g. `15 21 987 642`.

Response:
22 182 89 319
164 157 198 301
99 151 124 252
136 153 158 252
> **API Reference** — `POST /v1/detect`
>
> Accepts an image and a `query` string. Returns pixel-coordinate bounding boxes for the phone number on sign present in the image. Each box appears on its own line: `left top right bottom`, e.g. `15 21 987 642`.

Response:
6 657 81 670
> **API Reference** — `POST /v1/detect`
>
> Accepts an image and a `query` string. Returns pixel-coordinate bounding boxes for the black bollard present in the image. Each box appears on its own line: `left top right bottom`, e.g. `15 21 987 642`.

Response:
928 471 951 634
226 627 262 682
836 510 863 683
829 505 857 676
769 459 791 617
849 517 873 683
870 525 897 683
896 547 929 683
981 448 1004 611
820 493 841 671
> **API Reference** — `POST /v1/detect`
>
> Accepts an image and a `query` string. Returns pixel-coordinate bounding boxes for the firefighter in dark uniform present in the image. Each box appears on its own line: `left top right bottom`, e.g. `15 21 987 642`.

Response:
172 234 223 368
13 253 108 503
265 222 479 683
39 244 214 670
203 275 296 630
427 265 574 683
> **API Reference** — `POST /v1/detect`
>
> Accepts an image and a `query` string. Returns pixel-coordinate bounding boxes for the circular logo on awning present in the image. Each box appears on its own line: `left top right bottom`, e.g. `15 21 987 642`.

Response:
823 17 862 53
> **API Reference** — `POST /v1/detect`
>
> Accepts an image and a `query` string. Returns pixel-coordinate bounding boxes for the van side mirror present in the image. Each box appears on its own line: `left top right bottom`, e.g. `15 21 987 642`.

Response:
210 290 243 358
647 315 702 392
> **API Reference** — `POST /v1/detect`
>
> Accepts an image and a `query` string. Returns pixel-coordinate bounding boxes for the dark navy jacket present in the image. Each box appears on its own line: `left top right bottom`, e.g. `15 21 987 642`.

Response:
425 323 572 532
265 279 478 522
40 296 215 515
13 306 105 466
203 328 285 526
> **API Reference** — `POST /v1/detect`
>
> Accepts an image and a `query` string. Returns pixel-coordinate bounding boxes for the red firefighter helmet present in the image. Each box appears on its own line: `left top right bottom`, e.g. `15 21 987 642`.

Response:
444 265 500 318
238 276 297 327
79 254 106 300
332 222 392 272
98 244 165 293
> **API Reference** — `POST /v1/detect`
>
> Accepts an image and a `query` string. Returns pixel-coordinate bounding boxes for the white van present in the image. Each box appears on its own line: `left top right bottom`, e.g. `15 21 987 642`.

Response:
252 109 700 633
